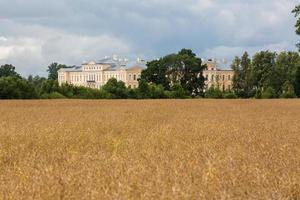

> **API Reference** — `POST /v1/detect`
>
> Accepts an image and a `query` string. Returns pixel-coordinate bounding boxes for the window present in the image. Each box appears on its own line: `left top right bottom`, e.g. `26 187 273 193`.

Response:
129 74 132 80
133 74 136 81
211 75 214 81
222 85 225 91
223 75 225 81
228 75 231 80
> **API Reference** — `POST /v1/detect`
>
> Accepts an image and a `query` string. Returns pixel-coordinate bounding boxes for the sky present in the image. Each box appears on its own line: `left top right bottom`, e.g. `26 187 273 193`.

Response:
0 0 299 76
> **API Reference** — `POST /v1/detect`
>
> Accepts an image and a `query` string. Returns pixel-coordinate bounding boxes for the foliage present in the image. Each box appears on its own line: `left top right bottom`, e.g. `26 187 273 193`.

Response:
295 66 300 97
205 87 223 99
223 91 238 99
0 64 22 79
292 5 300 51
102 78 128 99
261 87 276 99
41 92 66 99
280 81 296 98
141 49 205 96
0 76 37 99
231 52 253 98
47 63 68 80
231 51 300 99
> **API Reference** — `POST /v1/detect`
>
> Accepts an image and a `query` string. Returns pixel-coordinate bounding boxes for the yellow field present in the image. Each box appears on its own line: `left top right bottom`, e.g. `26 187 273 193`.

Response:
0 100 300 199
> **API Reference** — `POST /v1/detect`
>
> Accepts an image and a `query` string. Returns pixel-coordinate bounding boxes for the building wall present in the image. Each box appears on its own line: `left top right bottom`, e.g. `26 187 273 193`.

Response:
58 64 142 89
203 60 234 91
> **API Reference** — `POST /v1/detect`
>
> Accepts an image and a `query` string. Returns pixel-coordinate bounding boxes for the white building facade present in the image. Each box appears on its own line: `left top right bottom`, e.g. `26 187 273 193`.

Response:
58 57 144 89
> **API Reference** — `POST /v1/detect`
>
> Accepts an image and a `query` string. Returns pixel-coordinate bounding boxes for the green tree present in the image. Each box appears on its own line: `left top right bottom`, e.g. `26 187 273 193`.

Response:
280 81 296 98
47 63 67 80
205 87 223 99
252 51 277 92
138 79 151 98
141 60 169 90
0 64 21 79
292 5 300 51
0 76 37 99
295 66 300 97
102 78 128 99
27 75 47 97
275 52 300 96
170 83 188 99
231 56 243 96
141 49 206 96
261 87 276 99
41 79 59 94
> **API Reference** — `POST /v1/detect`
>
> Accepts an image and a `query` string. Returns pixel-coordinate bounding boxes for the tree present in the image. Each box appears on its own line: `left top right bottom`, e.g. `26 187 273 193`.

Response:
205 87 223 99
102 78 128 99
27 75 47 96
141 60 169 90
141 49 206 96
295 66 300 97
47 63 67 80
0 76 37 99
252 51 277 92
0 64 21 79
280 81 296 98
231 56 243 96
292 5 300 51
275 52 300 96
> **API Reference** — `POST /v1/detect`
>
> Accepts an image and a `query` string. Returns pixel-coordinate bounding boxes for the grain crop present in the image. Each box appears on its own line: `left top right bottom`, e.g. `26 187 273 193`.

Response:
0 100 299 199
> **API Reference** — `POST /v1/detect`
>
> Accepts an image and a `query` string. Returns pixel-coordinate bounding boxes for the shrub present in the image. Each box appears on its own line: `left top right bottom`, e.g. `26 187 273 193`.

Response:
42 92 66 99
205 87 223 99
261 87 276 99
223 92 238 99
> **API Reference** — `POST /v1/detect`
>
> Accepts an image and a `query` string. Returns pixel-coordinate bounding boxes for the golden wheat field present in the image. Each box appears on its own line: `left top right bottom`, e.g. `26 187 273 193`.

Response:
0 100 300 200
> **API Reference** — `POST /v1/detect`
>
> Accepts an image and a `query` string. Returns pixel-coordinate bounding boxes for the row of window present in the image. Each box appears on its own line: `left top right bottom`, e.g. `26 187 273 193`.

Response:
128 74 141 81
83 66 102 71
69 73 132 83
205 74 231 81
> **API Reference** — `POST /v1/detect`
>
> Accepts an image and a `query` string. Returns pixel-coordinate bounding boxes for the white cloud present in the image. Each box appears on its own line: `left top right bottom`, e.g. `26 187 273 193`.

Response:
0 0 299 75
0 23 131 76
0 36 8 42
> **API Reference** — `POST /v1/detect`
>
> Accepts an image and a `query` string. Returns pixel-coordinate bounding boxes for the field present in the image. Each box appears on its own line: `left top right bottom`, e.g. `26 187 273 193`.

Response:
0 100 300 199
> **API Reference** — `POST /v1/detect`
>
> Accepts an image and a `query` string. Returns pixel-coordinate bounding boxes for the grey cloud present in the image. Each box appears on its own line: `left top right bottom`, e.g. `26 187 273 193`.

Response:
0 0 299 76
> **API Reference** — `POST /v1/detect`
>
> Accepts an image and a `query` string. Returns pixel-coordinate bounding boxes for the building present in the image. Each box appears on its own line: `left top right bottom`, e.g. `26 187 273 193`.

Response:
58 56 234 92
58 57 144 89
203 59 234 91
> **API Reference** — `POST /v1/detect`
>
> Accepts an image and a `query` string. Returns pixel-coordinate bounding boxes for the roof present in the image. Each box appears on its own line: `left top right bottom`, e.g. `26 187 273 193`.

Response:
126 66 144 71
58 66 82 72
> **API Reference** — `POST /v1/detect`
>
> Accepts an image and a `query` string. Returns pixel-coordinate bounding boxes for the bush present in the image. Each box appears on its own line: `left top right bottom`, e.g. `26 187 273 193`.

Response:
223 92 237 99
149 84 166 99
0 76 37 99
261 87 276 99
102 78 128 99
254 89 262 99
170 83 188 99
280 81 296 99
41 92 66 99
205 87 223 99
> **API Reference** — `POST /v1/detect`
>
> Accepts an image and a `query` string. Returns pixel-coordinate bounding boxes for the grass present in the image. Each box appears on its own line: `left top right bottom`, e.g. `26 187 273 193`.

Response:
0 100 299 199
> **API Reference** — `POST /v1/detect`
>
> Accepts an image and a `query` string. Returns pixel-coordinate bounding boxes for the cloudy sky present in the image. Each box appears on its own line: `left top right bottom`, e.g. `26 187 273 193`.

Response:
0 0 299 76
